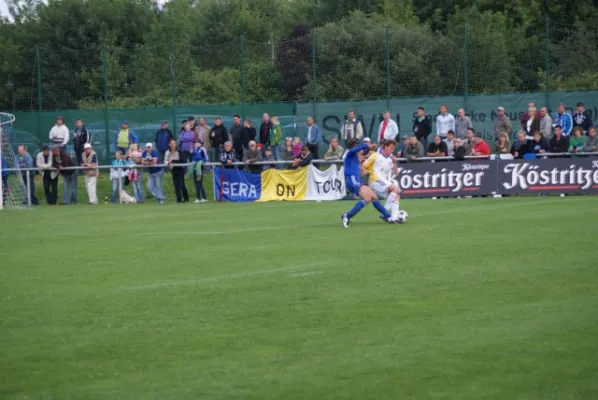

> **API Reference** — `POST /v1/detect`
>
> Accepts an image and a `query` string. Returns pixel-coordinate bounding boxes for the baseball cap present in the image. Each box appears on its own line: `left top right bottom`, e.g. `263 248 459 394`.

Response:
122 120 128 124
363 137 371 142
83 143 92 149
497 106 505 111
402 135 409 140
145 142 153 148
577 102 584 107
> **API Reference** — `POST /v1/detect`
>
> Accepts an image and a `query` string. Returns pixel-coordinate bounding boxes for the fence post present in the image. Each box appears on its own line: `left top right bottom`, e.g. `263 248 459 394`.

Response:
544 16 551 108
169 37 177 135
385 27 391 111
311 30 317 121
463 24 469 109
102 42 110 162
240 35 246 121
35 45 42 138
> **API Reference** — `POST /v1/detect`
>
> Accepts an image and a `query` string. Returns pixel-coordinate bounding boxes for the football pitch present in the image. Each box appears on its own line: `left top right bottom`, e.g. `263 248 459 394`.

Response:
1 196 597 399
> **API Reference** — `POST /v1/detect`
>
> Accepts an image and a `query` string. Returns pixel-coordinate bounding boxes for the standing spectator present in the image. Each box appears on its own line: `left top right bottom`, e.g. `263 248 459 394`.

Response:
520 102 535 130
49 116 69 150
282 137 294 166
471 133 491 156
291 146 314 169
341 111 364 144
165 139 189 203
36 144 58 205
195 117 212 158
539 107 553 138
190 141 209 203
51 146 77 205
179 119 187 135
444 130 456 157
324 137 345 161
114 121 138 154
549 125 569 153
241 119 257 154
427 135 448 157
230 114 244 161
530 131 548 154
187 116 197 131
270 116 283 160
142 143 164 204
494 106 512 141
568 127 585 153
403 135 424 161
155 121 174 161
453 138 467 160
259 113 273 149
413 106 432 150
524 107 540 139
16 145 38 205
243 141 263 174
0 155 8 206
583 127 597 152
377 111 399 142
81 143 99 205
126 144 144 203
210 117 229 162
454 108 472 139
511 131 530 159
436 104 455 139
72 119 89 170
494 133 511 155
178 121 196 163
552 103 573 136
109 151 127 204
573 102 593 135
220 141 237 169
305 116 321 159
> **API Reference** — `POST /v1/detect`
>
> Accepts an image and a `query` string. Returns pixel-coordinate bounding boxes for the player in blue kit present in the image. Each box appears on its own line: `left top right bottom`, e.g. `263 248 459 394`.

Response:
341 138 393 228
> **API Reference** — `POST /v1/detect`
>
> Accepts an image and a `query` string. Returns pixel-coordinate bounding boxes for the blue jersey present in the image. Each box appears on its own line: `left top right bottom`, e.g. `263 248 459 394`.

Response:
344 143 368 194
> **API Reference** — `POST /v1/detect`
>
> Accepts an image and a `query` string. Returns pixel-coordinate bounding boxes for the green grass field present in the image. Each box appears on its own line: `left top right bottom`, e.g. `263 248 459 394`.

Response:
1 195 598 399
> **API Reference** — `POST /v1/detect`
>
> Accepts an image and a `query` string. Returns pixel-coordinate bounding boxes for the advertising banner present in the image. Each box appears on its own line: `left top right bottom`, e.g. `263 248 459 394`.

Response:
396 160 498 198
257 168 308 202
497 157 598 195
306 164 346 201
213 168 261 202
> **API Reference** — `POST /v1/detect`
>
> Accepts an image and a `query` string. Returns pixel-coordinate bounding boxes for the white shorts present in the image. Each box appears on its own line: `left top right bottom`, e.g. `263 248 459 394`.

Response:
371 180 391 198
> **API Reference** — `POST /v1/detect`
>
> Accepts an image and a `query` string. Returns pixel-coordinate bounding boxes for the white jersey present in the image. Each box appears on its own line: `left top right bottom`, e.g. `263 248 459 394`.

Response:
363 152 393 184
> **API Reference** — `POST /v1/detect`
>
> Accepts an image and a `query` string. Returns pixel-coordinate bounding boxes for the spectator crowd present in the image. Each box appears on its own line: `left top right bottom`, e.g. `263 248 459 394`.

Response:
3 101 596 206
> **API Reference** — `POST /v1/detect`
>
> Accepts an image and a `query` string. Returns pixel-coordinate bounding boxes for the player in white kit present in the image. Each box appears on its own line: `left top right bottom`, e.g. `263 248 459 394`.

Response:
362 140 401 222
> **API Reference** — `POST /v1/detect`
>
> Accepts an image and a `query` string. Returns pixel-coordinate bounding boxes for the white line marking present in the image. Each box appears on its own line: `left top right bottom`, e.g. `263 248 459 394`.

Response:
289 271 323 277
120 261 333 291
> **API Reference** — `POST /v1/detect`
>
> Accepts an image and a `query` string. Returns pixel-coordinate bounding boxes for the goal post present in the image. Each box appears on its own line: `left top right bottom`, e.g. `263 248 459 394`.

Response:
0 112 29 210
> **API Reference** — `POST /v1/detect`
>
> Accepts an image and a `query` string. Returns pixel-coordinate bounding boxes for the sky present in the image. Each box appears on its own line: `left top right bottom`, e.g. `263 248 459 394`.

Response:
0 0 9 18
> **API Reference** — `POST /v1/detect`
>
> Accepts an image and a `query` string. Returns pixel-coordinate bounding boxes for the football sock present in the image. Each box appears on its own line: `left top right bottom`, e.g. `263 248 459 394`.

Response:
372 199 391 219
346 199 367 219
388 193 399 220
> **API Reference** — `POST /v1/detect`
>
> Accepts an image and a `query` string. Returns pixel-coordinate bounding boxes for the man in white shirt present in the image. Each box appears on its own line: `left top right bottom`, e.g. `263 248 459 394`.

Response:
436 104 455 139
377 111 399 143
48 116 69 150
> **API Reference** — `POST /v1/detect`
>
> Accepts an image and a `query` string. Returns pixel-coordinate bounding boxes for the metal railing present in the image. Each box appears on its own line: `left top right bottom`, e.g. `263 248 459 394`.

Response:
4 152 598 206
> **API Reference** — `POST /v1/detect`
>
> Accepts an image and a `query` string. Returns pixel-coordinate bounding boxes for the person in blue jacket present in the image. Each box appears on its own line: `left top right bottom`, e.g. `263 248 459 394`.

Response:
190 141 209 203
552 103 573 136
154 121 174 161
341 138 393 228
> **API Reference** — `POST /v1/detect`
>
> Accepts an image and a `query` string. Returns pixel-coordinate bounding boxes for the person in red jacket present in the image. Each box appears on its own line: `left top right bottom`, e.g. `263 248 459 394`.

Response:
470 133 491 156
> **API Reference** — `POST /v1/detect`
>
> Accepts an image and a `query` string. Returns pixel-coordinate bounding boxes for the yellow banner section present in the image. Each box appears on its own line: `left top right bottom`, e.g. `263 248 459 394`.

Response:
257 167 308 202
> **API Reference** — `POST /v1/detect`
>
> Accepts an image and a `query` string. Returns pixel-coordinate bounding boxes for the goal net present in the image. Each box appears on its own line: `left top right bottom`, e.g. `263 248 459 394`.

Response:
0 113 29 209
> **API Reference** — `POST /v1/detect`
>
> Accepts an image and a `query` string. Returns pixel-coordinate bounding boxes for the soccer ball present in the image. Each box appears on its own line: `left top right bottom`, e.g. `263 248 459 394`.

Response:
397 210 408 224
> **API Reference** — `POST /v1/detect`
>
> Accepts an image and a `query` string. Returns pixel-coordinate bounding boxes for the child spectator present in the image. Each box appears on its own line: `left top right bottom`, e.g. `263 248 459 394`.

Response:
263 146 276 170
189 142 208 203
110 151 127 204
292 137 302 157
127 144 144 203
269 116 283 160
568 127 585 153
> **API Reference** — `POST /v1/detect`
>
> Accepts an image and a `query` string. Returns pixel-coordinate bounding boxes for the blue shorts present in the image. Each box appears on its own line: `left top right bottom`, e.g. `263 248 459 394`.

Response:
345 174 363 195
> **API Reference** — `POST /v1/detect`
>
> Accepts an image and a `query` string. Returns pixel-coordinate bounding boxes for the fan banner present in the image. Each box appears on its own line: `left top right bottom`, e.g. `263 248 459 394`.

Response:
305 164 346 201
257 167 308 202
213 168 261 202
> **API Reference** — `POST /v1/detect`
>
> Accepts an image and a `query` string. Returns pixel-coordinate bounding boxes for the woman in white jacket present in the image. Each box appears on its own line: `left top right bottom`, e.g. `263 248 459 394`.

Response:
48 116 69 149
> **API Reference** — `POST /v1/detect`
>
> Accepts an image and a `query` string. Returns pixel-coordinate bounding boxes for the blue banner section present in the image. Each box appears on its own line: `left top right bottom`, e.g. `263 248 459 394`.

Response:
213 168 261 202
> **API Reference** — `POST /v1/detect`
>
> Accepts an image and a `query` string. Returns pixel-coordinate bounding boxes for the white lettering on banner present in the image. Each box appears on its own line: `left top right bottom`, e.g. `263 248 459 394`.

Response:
502 163 598 190
397 166 485 193
222 182 258 198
